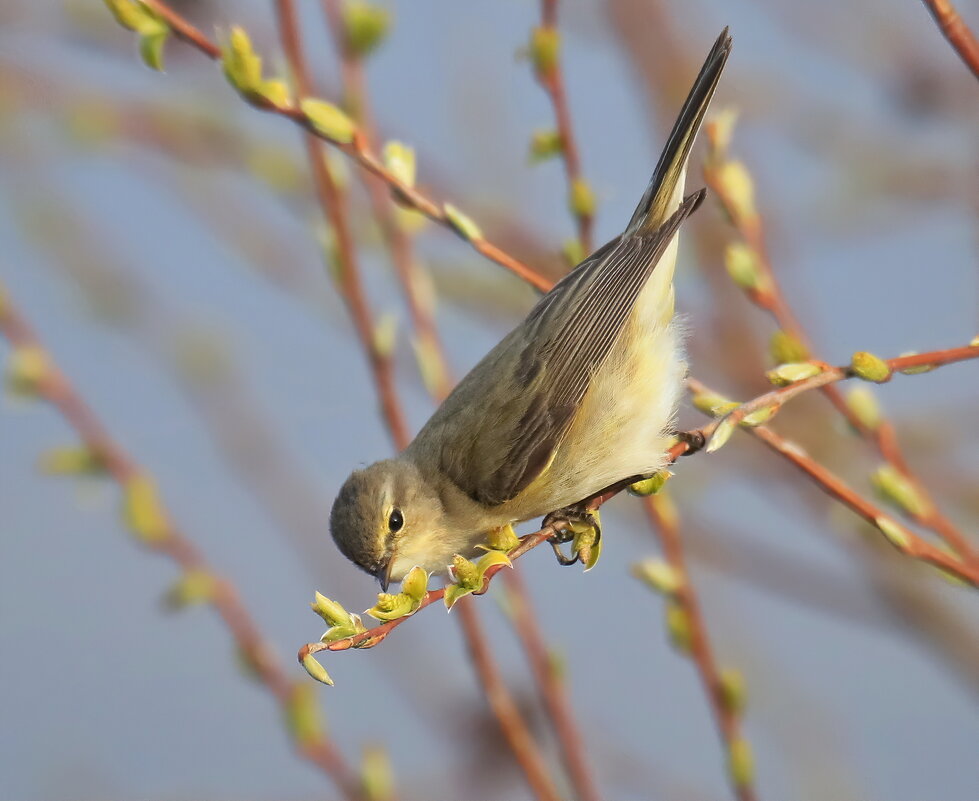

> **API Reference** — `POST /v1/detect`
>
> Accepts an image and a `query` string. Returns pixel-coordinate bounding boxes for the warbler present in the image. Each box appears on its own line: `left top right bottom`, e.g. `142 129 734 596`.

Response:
331 29 732 588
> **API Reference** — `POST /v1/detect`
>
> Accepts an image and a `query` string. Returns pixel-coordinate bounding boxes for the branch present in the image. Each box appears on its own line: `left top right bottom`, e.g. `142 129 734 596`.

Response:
533 0 594 255
921 0 979 80
137 0 553 292
0 284 364 800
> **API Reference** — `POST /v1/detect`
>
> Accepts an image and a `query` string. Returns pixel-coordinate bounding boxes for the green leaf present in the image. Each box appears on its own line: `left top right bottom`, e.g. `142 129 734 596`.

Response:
138 27 169 71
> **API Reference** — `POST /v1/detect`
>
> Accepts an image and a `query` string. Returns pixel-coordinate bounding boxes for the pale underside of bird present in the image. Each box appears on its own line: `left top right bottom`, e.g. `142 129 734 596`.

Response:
330 28 733 587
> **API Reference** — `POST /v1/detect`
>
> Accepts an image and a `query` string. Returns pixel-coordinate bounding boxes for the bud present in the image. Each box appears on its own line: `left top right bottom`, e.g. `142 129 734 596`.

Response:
529 128 563 162
444 550 511 610
138 24 169 72
444 203 483 242
301 652 334 686
400 565 429 602
38 446 106 476
765 361 822 387
572 521 602 571
705 107 739 157
484 523 519 553
871 464 931 518
742 403 778 427
343 1 390 57
301 98 357 144
255 78 291 108
717 161 757 224
372 313 398 358
529 26 560 78
5 346 50 398
895 351 935 375
632 559 682 595
724 242 765 292
122 473 169 544
382 141 416 188
628 470 672 497
222 26 263 93
311 592 353 627
164 569 217 609
412 336 446 399
692 390 739 418
286 682 324 745
665 600 693 654
728 737 754 789
569 178 596 218
705 416 737 453
875 515 911 550
719 668 747 715
450 555 479 588
562 237 585 267
845 386 881 431
769 329 809 364
361 743 394 801
849 351 891 383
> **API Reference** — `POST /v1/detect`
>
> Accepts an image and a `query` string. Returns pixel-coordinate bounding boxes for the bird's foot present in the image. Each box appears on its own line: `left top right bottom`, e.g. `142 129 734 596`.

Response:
675 429 707 455
542 506 603 570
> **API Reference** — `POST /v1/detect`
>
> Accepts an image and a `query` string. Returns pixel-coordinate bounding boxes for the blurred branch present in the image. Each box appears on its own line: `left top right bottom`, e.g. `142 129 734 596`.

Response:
642 497 756 801
921 0 979 79
136 0 553 292
0 283 364 800
532 0 594 255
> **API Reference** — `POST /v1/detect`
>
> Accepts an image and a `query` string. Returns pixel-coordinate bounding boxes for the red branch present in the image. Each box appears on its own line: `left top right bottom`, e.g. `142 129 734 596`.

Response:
921 0 979 80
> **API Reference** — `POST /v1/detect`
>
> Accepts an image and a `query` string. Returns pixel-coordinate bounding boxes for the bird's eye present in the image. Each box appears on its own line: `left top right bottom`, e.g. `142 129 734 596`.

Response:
388 508 404 532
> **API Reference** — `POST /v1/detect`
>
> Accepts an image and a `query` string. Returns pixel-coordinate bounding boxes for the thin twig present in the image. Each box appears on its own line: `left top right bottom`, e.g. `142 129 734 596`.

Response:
534 0 594 254
0 286 365 800
138 0 552 292
704 151 978 564
920 0 979 80
642 498 757 801
273 0 409 448
688 379 979 587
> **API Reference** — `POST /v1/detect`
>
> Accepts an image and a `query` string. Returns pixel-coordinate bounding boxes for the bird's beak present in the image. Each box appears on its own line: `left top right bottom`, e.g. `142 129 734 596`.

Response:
376 558 394 592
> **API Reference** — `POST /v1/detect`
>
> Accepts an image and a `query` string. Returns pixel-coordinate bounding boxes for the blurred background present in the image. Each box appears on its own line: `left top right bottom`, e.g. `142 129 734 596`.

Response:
2 1 978 799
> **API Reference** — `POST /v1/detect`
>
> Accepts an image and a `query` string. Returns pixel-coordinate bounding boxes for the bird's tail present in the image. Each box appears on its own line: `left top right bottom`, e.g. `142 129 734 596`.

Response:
625 28 732 237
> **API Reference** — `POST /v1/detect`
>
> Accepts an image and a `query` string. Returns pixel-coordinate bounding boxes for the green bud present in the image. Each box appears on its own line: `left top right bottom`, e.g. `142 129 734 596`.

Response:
717 160 756 224
628 470 672 497
104 0 146 30
562 237 585 267
255 78 291 108
728 737 754 789
845 385 882 431
769 329 809 364
222 26 263 93
742 403 778 427
311 592 353 627
724 242 765 292
850 351 891 383
529 128 563 162
382 141 416 188
572 520 602 571
871 464 931 518
5 345 51 398
895 351 935 375
444 203 483 242
343 1 391 58
372 313 398 358
361 743 394 801
444 550 511 610
529 26 560 78
301 652 334 686
705 416 737 453
970 335 979 347
692 390 739 418
164 569 217 609
665 599 693 654
412 336 446 399
138 25 169 72
122 474 169 544
286 682 324 744
719 668 747 715
400 565 429 602
301 98 357 144
705 107 739 157
450 555 479 588
569 178 595 218
875 515 911 550
366 591 418 621
651 490 679 530
765 361 822 387
632 558 683 595
38 446 106 476
484 523 519 553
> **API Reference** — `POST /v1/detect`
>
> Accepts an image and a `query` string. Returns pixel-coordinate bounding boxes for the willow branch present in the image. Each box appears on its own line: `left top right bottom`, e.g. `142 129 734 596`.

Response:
704 151 977 564
534 0 594 254
642 497 756 801
273 0 408 448
921 0 979 80
0 286 364 799
688 379 979 588
138 0 552 292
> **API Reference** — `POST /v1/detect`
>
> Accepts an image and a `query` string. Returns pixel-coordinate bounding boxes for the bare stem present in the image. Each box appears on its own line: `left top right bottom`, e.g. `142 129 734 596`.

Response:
921 0 979 80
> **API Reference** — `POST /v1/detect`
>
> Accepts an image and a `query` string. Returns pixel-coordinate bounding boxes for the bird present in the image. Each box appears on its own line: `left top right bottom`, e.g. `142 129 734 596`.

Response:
330 28 732 590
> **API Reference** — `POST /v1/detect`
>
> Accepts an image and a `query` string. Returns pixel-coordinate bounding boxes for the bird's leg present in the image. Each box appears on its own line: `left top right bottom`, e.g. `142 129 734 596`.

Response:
542 506 603 570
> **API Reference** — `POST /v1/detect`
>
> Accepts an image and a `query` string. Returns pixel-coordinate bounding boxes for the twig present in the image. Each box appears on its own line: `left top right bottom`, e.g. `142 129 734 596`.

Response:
642 497 757 801
454 596 564 801
704 151 978 564
502 568 603 801
920 0 979 80
273 0 409 448
0 285 364 800
138 0 552 292
320 0 453 401
534 0 594 254
687 379 979 587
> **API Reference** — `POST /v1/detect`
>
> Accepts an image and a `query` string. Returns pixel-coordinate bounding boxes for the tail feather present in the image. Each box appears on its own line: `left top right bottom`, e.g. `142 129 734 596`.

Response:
625 28 732 236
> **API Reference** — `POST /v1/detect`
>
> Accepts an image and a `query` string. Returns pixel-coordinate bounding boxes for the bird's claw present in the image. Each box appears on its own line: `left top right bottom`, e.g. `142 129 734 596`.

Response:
542 506 602 570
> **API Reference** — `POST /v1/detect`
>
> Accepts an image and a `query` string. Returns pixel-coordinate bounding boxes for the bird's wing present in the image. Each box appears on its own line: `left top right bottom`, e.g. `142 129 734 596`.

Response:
424 189 705 507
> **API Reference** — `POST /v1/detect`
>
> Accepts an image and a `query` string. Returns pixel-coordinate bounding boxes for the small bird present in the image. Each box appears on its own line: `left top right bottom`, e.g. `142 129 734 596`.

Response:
331 29 732 589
